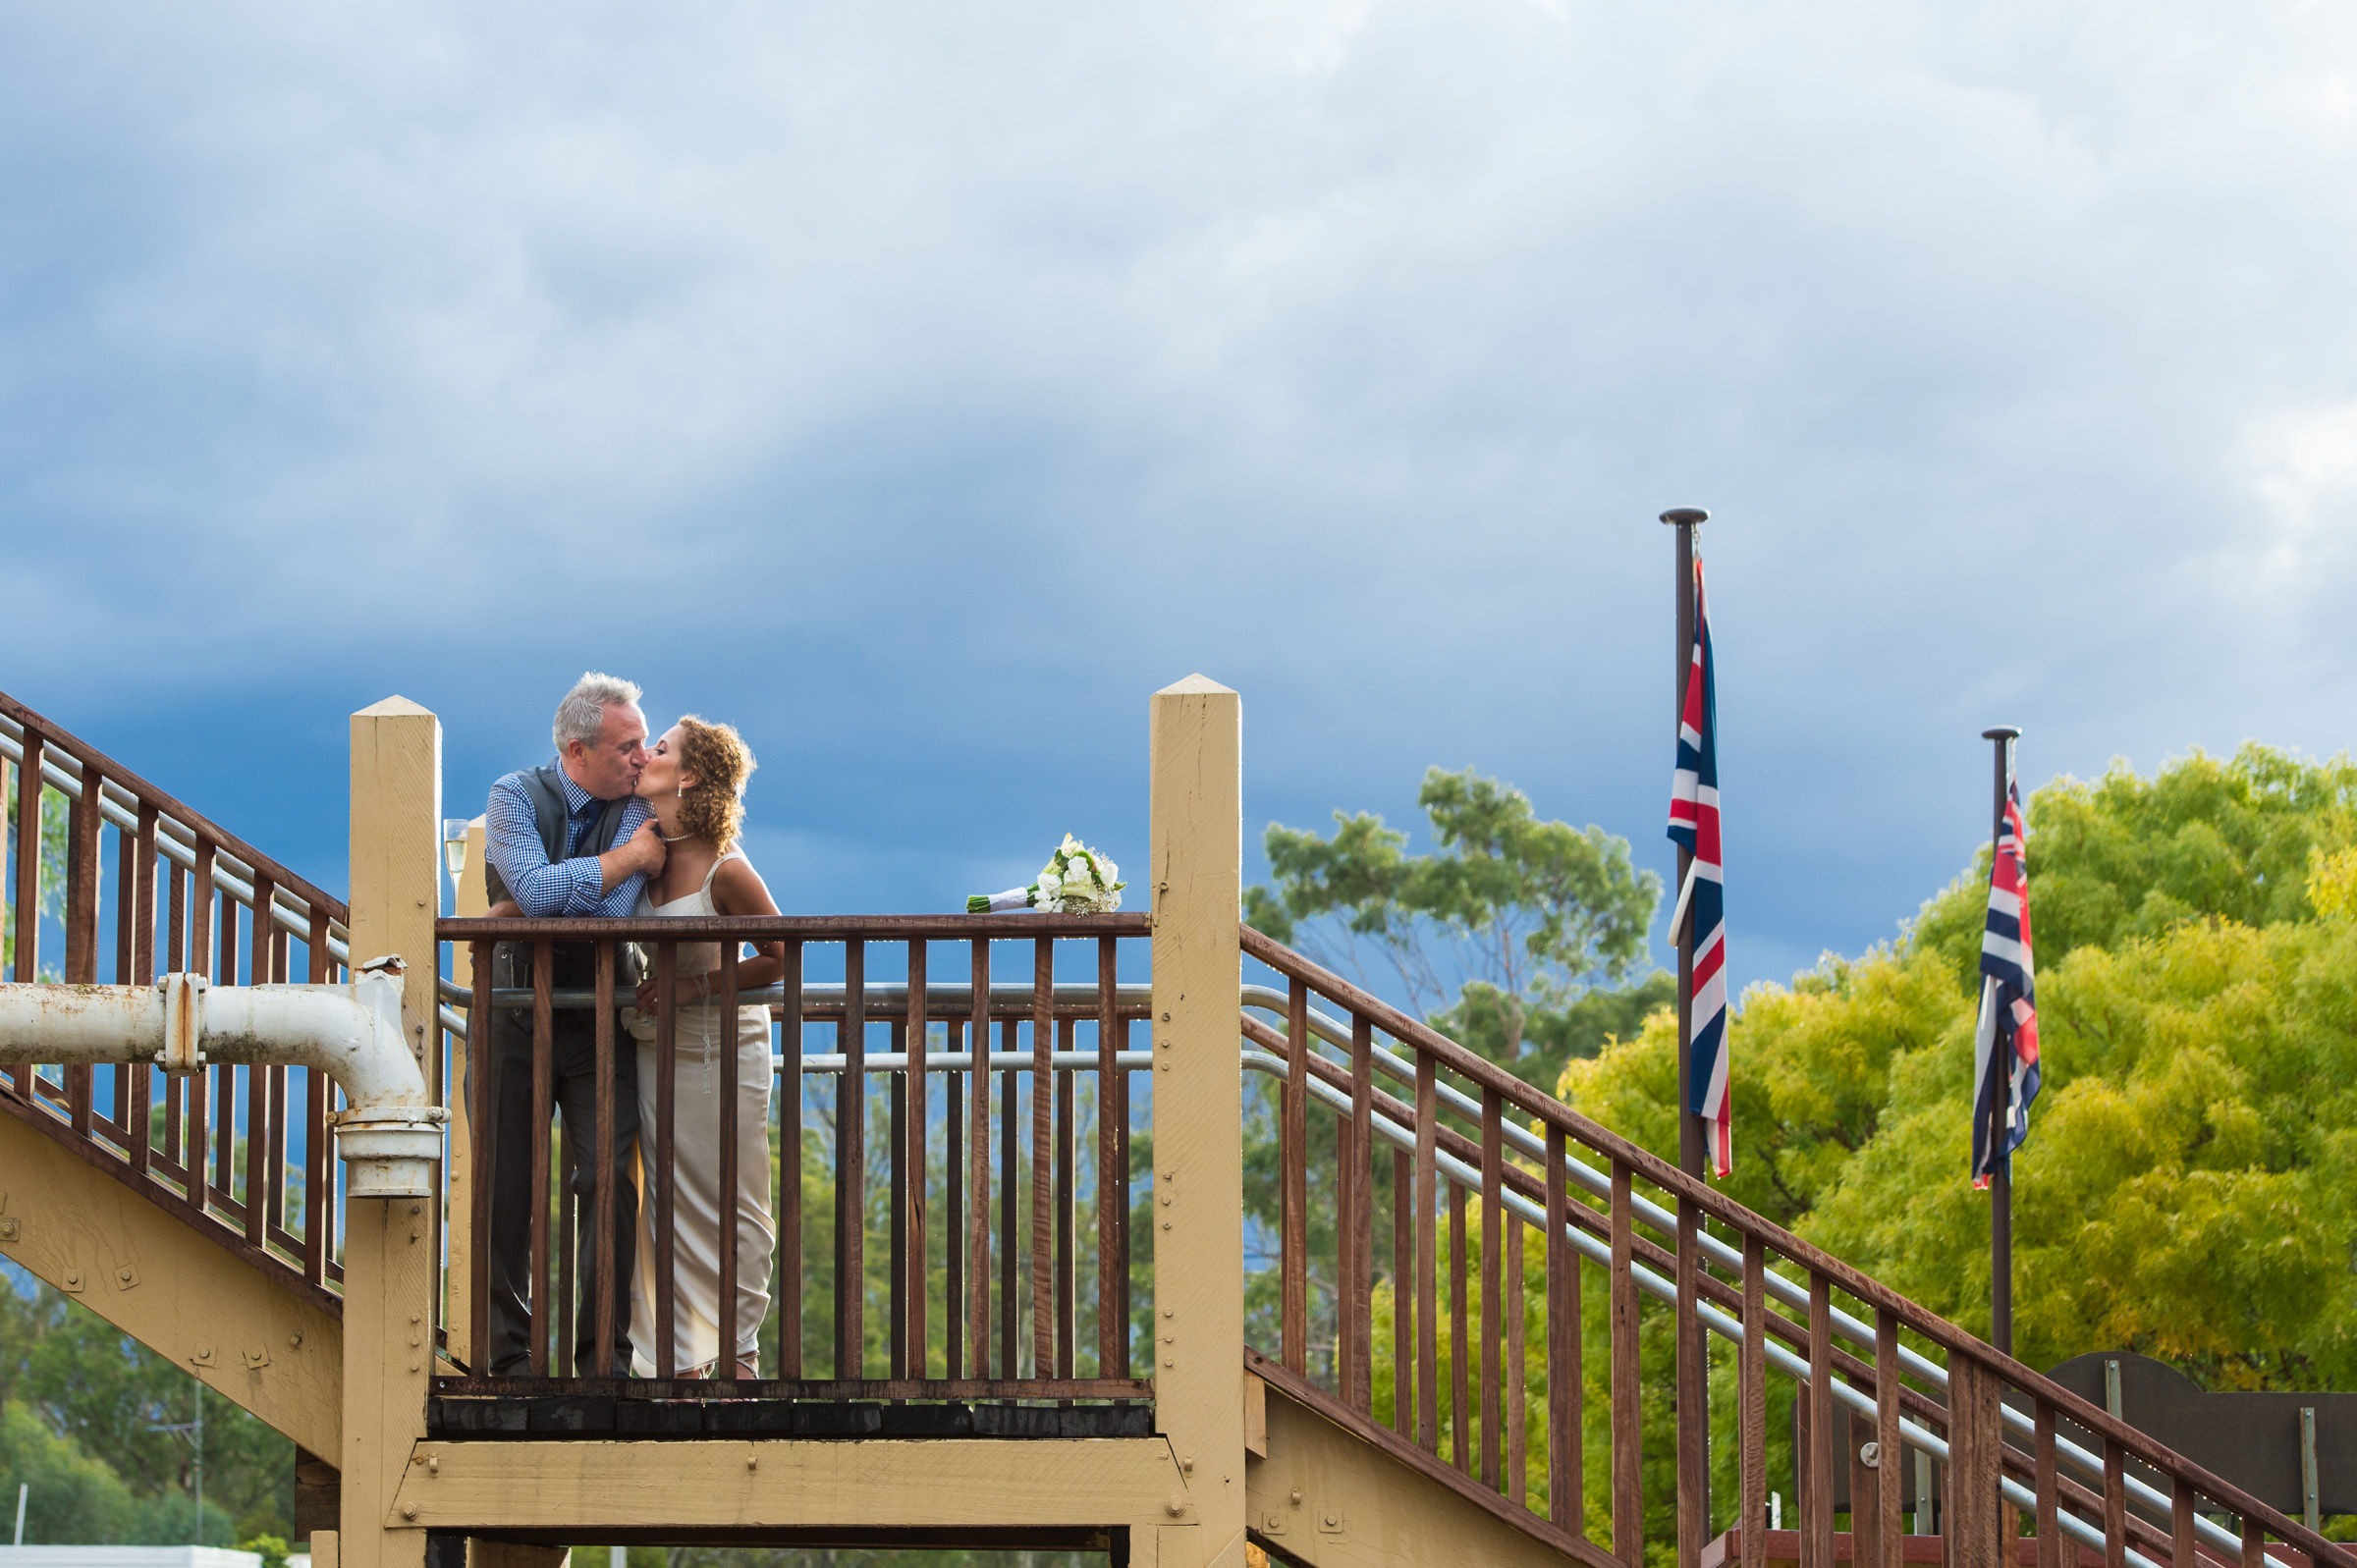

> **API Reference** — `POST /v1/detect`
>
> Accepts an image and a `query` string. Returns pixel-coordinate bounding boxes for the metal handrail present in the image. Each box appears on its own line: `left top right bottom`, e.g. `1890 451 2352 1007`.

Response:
0 712 352 963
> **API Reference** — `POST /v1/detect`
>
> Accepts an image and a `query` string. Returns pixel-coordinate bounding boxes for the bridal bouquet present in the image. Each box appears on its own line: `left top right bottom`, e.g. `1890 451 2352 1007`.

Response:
968 835 1126 914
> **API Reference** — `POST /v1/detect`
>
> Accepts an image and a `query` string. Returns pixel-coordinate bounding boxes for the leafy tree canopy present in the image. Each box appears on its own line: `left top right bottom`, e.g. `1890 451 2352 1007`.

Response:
1561 743 2357 1390
1245 768 1662 1079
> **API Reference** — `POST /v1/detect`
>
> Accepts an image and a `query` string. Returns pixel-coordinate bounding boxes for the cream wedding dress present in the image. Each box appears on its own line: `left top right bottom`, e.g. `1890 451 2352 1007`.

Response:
622 850 777 1378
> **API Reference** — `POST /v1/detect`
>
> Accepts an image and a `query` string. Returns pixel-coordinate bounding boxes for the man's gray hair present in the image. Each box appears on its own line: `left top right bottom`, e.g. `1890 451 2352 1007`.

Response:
552 672 644 751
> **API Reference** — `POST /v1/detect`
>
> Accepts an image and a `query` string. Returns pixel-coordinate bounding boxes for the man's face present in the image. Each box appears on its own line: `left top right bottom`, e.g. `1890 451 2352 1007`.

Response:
564 702 650 800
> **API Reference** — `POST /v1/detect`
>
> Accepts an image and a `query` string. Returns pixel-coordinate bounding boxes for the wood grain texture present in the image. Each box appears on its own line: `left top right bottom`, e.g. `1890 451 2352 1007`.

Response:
1739 1234 1765 1568
1612 1162 1641 1568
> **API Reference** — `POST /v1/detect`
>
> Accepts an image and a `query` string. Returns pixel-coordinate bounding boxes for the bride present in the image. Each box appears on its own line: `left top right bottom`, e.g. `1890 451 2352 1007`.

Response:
622 716 784 1379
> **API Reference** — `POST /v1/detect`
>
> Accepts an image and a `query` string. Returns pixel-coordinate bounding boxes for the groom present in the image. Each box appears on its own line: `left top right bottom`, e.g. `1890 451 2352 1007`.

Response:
477 671 670 1377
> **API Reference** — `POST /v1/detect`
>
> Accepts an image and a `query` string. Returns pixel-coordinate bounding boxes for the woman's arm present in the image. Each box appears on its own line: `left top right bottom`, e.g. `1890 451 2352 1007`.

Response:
708 855 788 992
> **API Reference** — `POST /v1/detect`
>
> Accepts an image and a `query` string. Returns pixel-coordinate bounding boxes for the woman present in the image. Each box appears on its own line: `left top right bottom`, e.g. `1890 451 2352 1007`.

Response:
620 716 785 1379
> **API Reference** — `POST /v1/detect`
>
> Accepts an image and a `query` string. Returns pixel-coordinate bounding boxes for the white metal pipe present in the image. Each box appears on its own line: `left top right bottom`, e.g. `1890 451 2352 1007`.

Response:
0 967 445 1197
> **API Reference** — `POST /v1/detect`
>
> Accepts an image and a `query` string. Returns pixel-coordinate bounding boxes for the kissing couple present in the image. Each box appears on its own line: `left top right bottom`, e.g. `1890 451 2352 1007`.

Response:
476 671 783 1379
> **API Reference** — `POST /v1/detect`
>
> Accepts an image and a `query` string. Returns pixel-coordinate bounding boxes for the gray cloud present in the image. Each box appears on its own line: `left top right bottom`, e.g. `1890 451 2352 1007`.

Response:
4 0 2353 999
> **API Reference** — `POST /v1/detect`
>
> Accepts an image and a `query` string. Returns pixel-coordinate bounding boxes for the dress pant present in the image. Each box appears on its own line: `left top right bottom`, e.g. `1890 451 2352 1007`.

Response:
473 945 640 1377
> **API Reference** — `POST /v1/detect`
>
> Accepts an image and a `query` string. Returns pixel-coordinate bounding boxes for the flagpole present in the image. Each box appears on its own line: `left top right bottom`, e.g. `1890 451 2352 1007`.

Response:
1664 507 1709 1181
1981 724 2019 1358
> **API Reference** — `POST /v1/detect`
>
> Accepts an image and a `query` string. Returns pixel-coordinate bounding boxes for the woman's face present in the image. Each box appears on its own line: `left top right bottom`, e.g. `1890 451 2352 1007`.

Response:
634 724 697 800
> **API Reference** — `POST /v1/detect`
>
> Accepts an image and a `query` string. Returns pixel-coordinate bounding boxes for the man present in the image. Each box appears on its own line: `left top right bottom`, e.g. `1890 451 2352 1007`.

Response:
476 671 669 1377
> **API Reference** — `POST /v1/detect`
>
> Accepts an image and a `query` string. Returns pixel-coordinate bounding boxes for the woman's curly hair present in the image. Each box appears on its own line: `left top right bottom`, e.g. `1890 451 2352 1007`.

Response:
675 716 756 852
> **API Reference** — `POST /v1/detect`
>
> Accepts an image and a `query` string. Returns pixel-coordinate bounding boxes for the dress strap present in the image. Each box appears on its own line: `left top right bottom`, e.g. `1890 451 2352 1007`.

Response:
699 849 741 899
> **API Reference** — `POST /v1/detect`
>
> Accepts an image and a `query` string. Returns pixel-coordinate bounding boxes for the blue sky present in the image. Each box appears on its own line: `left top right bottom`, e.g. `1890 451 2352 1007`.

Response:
6 0 2355 1006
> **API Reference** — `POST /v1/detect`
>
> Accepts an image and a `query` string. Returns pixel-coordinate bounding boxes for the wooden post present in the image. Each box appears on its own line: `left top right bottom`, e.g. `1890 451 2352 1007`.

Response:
343 697 443 1568
447 817 486 1368
1946 1355 2005 1568
1149 675 1244 1568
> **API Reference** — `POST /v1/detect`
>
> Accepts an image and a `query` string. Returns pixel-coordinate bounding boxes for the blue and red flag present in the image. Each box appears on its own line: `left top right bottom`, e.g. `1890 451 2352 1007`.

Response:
1667 559 1730 1178
1971 771 2041 1187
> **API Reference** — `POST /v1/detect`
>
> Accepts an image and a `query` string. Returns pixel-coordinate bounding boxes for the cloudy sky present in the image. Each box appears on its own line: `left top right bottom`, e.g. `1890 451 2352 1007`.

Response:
5 0 2354 1000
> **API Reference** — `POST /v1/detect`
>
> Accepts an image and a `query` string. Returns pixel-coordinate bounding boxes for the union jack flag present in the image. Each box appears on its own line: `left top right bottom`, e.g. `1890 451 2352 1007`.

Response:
1667 558 1730 1178
1971 770 2041 1187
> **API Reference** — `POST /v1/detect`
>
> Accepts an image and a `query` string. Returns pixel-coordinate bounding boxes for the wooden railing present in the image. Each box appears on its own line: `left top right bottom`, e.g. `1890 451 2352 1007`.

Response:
1238 927 2354 1568
0 691 350 1307
436 914 1152 1399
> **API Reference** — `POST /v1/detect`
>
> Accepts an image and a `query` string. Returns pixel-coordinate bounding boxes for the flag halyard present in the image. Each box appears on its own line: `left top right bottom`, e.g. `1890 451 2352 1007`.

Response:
1667 559 1730 1178
1971 773 2041 1188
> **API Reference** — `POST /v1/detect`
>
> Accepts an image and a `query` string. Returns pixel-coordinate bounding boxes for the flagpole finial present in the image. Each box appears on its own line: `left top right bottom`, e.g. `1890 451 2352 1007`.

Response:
1660 508 1709 525
1982 726 2021 741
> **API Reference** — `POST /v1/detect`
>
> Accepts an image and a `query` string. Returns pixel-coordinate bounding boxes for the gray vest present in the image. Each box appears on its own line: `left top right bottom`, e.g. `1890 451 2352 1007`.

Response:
486 764 641 995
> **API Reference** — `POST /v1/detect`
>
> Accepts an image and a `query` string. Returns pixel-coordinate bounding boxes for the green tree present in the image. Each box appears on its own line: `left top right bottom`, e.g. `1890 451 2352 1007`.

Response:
1561 743 2357 1396
1246 768 1663 1079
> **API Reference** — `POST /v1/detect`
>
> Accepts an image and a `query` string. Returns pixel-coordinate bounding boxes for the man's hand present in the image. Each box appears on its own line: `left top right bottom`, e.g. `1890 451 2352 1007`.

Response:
597 818 667 892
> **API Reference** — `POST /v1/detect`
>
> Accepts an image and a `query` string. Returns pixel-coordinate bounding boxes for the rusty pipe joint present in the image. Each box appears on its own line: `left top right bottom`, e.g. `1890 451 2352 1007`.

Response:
0 965 447 1198
157 972 207 1074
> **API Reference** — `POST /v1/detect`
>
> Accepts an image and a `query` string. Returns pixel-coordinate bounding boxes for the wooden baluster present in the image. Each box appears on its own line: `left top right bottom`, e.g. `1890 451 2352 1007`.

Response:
1395 1146 1416 1441
946 1049 963 1382
904 940 927 1379
2241 1514 2265 1568
780 940 803 1379
654 939 678 1378
1804 1274 1836 1568
591 942 618 1378
1028 938 1055 1379
302 906 330 1284
1348 1013 1374 1412
303 1057 326 1286
968 938 992 1379
716 942 741 1381
1876 1309 1902 1568
1282 976 1310 1373
529 940 555 1378
557 1116 576 1375
243 878 273 1245
890 1038 906 1379
213 895 237 1204
1612 1161 1642 1568
1946 1354 2003 1568
1334 1105 1352 1394
1547 1125 1580 1533
1414 1053 1440 1454
1054 1017 1074 1379
1451 1177 1470 1473
128 803 159 1175
1096 936 1122 1377
841 940 866 1379
2039 1404 2064 1568
162 858 186 1169
1677 1193 1705 1568
468 944 496 1371
66 772 99 1138
1739 1234 1766 1568
1481 1088 1503 1488
1113 1041 1130 1367
185 844 212 1208
11 732 42 988
65 764 98 983
113 811 134 987
1849 1410 1880 1568
2103 1438 2127 1568
1507 1206 1527 1505
2167 1478 2195 1568
999 1020 1018 1375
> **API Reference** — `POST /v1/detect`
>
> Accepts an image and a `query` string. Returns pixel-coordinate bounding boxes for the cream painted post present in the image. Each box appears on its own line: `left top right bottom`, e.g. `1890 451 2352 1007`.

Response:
446 815 487 1351
345 697 443 1568
1149 675 1245 1568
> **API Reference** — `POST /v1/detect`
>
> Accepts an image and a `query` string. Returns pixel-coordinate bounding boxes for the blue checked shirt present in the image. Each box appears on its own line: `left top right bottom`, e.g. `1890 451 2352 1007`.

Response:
484 762 654 917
